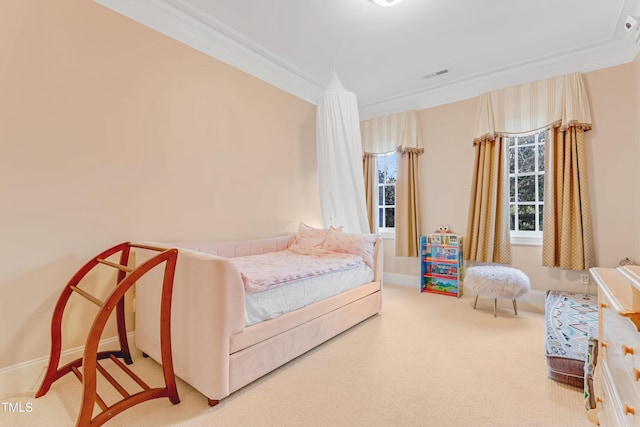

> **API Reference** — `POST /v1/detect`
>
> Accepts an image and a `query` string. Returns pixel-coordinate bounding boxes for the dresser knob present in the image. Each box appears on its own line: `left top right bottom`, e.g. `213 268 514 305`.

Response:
626 404 636 415
600 303 608 309
623 345 635 355
596 396 603 403
601 342 608 349
635 369 640 381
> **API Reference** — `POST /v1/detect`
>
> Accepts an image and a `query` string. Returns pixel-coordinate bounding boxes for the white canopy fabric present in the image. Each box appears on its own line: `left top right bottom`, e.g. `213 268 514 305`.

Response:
316 73 370 234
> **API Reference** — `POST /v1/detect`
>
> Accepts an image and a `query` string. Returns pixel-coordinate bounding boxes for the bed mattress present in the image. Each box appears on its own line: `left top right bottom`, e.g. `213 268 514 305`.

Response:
244 262 374 326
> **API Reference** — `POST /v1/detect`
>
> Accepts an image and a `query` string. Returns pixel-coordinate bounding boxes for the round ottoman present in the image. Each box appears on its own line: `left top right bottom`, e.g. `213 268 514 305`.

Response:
465 265 530 317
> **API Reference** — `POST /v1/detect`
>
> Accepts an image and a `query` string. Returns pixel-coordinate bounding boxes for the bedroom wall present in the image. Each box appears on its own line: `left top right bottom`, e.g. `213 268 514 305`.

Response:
383 61 639 295
0 0 321 380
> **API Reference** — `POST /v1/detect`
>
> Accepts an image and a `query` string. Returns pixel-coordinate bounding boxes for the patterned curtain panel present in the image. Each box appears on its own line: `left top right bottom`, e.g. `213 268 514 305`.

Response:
542 127 596 270
363 154 377 234
465 137 512 264
396 148 422 257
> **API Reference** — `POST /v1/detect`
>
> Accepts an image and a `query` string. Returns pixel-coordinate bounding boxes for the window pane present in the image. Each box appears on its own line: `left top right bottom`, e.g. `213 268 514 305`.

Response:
385 160 397 184
507 136 514 147
517 175 535 202
379 208 383 227
518 146 535 173
518 205 535 231
521 134 535 145
385 208 395 228
510 205 515 231
538 204 544 231
509 147 515 174
385 185 395 205
378 163 385 184
538 144 545 172
538 174 544 202
510 177 515 202
538 131 546 145
378 186 383 205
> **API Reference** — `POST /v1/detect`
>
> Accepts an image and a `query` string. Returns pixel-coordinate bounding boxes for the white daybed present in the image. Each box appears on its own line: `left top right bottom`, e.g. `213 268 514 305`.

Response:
134 226 383 406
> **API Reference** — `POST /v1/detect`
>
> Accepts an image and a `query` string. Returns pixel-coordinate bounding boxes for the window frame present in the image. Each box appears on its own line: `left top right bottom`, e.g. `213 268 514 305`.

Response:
506 129 546 246
377 150 398 237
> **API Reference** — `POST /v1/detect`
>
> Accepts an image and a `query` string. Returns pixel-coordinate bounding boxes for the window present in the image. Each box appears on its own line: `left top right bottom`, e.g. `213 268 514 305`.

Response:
377 152 397 232
507 129 545 245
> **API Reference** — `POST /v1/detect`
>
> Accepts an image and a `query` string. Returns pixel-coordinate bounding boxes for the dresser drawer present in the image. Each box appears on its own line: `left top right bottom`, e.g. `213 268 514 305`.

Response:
593 266 640 427
602 301 640 376
599 362 637 426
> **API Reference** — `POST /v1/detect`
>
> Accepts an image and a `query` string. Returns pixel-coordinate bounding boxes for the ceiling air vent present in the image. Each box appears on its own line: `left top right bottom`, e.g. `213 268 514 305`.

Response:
423 69 449 80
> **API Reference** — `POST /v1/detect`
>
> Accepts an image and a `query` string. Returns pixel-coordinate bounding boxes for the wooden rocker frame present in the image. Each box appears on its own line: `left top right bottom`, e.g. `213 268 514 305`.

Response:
36 242 180 426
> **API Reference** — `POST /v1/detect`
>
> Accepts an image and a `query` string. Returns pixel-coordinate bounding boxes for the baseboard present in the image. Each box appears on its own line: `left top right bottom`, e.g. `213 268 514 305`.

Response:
383 272 420 288
0 332 136 400
383 273 547 308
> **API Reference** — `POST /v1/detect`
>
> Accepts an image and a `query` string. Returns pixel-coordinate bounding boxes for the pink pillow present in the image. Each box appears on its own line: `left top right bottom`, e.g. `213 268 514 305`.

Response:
291 223 343 249
322 229 377 268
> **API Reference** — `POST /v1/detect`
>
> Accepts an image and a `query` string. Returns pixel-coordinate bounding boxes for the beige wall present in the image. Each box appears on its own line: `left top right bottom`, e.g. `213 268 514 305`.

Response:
384 60 640 295
0 0 321 371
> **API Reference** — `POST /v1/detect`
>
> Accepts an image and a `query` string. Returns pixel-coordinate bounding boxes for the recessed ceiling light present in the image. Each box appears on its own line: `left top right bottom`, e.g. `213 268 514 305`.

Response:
371 0 403 7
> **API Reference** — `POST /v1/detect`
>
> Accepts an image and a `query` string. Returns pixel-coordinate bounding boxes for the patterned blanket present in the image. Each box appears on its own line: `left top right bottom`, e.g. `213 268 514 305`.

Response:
545 290 598 361
230 247 364 293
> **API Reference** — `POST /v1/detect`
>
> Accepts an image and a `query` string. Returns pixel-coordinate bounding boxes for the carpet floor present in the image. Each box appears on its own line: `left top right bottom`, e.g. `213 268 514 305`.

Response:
1 284 592 426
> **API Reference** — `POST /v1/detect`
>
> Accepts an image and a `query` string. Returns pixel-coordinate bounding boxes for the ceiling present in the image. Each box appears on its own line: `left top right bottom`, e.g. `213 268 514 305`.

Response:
96 0 640 119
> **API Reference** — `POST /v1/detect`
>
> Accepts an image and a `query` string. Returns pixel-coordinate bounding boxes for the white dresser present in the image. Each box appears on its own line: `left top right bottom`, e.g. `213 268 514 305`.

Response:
590 265 640 426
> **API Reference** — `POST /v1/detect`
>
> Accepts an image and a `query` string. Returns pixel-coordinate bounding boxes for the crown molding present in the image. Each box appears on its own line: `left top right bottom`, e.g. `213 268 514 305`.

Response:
95 0 639 120
93 0 325 104
359 38 640 120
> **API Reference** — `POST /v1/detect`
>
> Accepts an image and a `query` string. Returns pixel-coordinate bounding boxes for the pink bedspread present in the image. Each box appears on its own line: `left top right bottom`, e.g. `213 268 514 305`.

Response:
229 247 364 293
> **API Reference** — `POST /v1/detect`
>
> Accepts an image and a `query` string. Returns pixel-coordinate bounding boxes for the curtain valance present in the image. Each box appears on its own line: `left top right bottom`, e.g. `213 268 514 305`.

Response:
473 72 592 143
361 110 424 154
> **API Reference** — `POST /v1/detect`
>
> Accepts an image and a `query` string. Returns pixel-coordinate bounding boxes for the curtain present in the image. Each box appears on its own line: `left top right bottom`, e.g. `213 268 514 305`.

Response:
465 136 512 264
363 153 377 233
396 148 422 256
469 72 593 269
361 111 423 255
317 73 370 234
542 126 595 270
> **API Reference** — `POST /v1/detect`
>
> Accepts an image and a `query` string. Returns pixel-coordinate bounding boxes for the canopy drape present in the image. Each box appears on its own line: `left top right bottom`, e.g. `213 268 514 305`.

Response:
316 73 370 234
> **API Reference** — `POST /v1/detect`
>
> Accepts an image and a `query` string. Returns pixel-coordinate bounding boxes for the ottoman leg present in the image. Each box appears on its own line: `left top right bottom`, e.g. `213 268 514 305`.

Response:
494 299 497 317
512 299 518 315
473 295 478 309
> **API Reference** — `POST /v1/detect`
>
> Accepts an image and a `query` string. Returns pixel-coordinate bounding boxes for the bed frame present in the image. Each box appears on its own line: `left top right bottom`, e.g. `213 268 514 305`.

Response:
134 234 383 405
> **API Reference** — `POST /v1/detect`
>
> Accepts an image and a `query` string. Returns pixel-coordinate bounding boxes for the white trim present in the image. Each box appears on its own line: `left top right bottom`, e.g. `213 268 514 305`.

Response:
0 332 136 400
383 272 420 288
378 230 396 240
93 0 324 104
510 232 543 246
358 38 640 119
93 1 640 119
